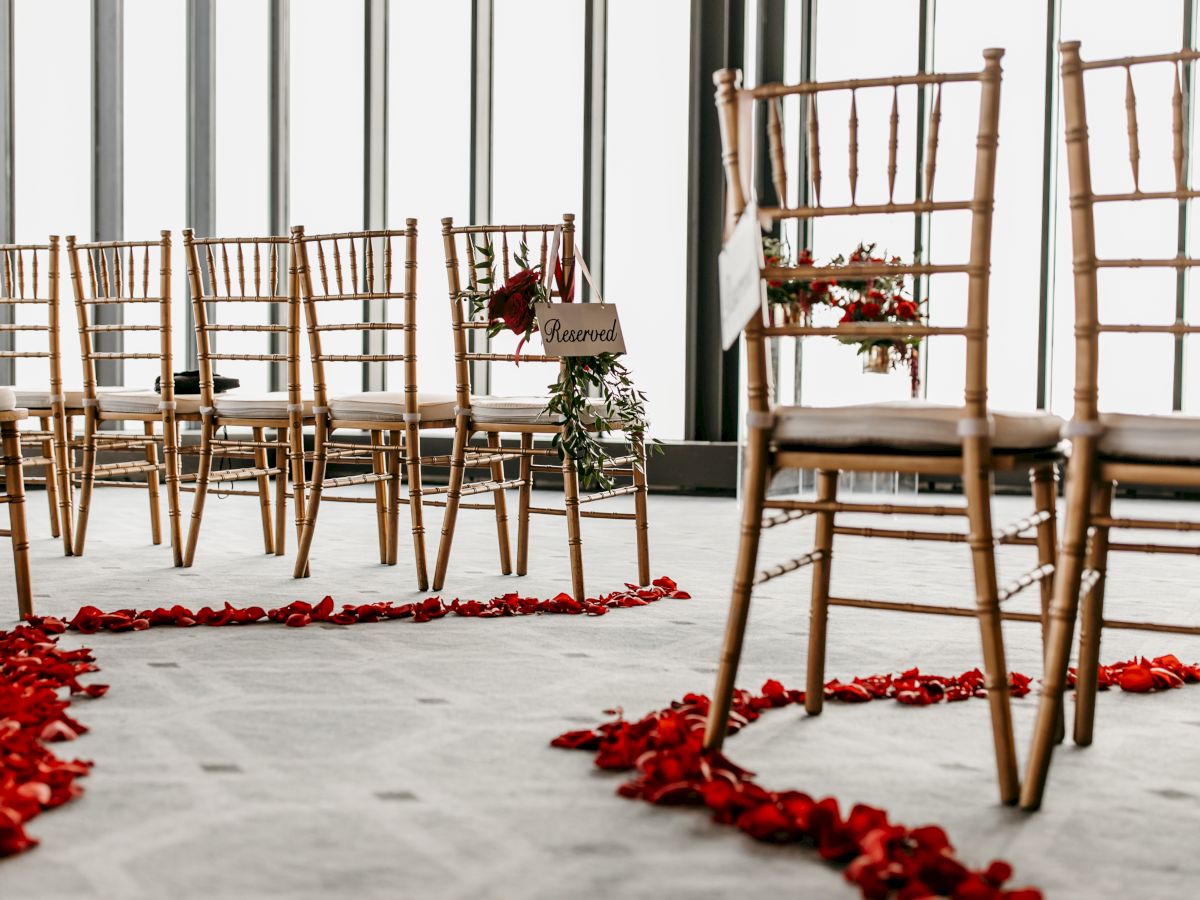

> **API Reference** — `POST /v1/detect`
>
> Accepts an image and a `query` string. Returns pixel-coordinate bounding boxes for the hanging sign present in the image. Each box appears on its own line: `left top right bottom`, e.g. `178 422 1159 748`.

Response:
718 202 766 350
536 303 627 356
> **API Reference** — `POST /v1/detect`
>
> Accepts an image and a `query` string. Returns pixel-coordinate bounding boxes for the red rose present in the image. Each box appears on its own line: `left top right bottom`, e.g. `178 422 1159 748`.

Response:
894 300 918 320
861 302 881 319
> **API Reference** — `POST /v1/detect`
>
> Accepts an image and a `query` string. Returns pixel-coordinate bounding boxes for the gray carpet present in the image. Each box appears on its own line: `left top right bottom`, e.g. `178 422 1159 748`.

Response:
2 485 1198 899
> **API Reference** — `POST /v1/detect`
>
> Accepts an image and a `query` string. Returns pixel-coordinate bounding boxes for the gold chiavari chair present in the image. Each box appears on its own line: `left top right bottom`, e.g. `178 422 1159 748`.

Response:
0 388 32 617
702 51 1067 806
182 230 311 568
290 222 451 588
434 215 651 602
1022 41 1200 809
67 232 191 562
0 238 75 554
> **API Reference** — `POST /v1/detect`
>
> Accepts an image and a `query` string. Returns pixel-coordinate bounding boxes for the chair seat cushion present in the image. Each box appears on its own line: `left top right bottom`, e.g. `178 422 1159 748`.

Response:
212 392 313 418
328 392 456 423
98 390 204 415
773 401 1064 452
470 395 605 425
0 387 15 412
8 388 85 409
1098 413 1200 462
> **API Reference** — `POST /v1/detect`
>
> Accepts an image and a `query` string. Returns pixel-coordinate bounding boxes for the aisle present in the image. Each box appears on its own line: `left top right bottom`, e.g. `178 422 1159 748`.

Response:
3 487 1198 899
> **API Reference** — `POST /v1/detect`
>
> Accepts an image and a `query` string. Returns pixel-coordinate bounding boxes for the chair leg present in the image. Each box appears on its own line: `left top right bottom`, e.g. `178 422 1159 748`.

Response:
632 435 651 586
432 418 469 591
1021 442 1098 810
367 429 388 564
516 432 533 576
805 469 840 716
162 415 183 567
288 413 310 578
293 417 328 579
252 426 274 554
144 420 162 545
52 406 74 556
183 416 216 567
273 429 288 557
386 429 401 567
71 413 98 557
961 435 1019 806
1030 462 1063 744
703 427 771 753
404 424 428 591
562 448 585 601
488 432 513 576
1074 480 1114 747
3 421 32 619
40 417 61 539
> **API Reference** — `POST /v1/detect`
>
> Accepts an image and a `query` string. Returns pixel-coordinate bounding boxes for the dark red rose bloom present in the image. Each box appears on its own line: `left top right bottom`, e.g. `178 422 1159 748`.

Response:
488 267 541 337
860 301 882 320
894 299 918 320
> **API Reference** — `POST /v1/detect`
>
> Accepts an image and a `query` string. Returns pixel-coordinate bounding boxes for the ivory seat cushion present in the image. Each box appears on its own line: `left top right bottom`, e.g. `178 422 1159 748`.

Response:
98 390 204 415
0 387 15 412
213 392 313 418
470 395 605 425
329 392 457 423
9 389 85 409
773 401 1064 452
1097 413 1200 463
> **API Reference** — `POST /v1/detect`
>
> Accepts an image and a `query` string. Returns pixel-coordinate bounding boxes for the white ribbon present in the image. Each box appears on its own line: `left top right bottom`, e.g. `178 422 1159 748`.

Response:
956 418 993 438
82 398 98 408
200 406 214 416
286 403 304 413
402 412 421 423
313 405 329 415
158 400 177 411
453 405 472 417
544 225 562 293
49 394 66 405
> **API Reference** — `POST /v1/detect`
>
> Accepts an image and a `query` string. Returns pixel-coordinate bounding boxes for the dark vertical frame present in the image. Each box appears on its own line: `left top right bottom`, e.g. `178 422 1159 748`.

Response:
92 0 123 386
363 0 387 391
582 0 607 299
684 0 744 442
469 0 492 394
1036 0 1061 410
268 0 289 392
911 0 936 392
0 0 12 384
185 0 215 370
1175 0 1197 410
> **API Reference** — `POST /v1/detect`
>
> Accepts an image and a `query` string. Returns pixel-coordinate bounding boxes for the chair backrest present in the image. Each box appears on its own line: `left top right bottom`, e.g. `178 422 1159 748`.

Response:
716 49 1004 422
183 230 297 409
291 223 418 412
1058 41 1199 424
66 232 175 407
0 237 63 404
441 215 575 408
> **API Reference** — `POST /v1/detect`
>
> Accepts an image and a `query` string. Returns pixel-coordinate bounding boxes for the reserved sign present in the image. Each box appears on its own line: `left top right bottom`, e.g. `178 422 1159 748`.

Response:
718 202 766 350
536 303 627 356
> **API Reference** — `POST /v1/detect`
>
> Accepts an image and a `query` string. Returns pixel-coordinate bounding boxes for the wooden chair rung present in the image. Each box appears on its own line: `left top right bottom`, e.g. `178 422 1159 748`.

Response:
761 508 815 529
762 498 969 517
754 550 824 585
578 484 638 504
1107 540 1200 556
425 477 523 498
997 563 1055 603
525 505 637 521
318 472 392 490
1090 515 1200 532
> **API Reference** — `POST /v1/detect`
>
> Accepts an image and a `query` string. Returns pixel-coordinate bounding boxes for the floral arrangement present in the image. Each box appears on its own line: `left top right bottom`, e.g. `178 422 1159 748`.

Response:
763 239 924 388
467 242 657 490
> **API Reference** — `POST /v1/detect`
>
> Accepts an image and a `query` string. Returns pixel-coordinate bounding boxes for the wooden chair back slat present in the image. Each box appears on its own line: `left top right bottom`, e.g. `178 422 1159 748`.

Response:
716 49 1004 419
0 239 62 400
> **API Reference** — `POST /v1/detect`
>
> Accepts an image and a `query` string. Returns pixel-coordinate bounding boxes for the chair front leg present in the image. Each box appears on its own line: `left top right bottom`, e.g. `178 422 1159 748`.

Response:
488 431 512 576
1021 441 1099 810
1030 462 1063 743
432 417 470 591
143 420 162 545
404 424 428 591
293 416 329 579
805 469 839 716
516 432 533 576
632 434 651 587
183 414 216 567
562 443 585 602
71 411 98 557
2 421 32 619
162 414 183 567
370 429 389 564
1074 479 1114 747
52 405 74 556
252 425 274 554
288 412 310 578
39 416 61 539
274 428 289 557
962 435 1019 806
